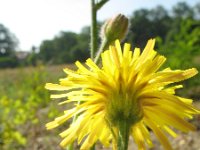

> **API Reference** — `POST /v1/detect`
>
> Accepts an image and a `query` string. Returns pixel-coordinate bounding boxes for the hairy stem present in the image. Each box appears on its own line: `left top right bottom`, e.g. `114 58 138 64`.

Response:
67 144 74 150
96 0 109 10
94 38 110 63
117 121 130 150
90 0 97 60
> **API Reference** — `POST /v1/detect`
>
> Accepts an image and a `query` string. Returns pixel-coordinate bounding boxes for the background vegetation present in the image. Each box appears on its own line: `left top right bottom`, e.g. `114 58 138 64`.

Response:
0 2 200 149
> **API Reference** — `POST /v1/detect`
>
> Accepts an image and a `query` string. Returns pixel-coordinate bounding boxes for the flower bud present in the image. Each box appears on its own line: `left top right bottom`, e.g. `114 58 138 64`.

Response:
100 14 129 42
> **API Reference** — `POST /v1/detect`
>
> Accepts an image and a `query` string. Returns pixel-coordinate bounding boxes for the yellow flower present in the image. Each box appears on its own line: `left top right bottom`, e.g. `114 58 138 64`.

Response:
46 39 199 150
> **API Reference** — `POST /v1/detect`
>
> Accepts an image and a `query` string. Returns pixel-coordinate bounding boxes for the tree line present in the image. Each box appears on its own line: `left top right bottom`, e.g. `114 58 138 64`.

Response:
0 2 199 69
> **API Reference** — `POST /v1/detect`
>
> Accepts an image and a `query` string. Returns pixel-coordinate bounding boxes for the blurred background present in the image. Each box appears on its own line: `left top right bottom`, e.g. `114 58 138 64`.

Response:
0 0 200 149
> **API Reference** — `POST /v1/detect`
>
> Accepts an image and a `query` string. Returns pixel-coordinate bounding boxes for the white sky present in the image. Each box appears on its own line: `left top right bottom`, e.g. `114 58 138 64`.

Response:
0 0 198 51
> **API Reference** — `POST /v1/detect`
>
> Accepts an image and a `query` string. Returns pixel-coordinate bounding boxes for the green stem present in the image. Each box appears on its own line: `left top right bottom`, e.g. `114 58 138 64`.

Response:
90 144 96 150
96 0 109 10
90 0 109 61
67 144 74 150
117 121 130 150
90 0 97 60
94 38 110 63
90 2 97 149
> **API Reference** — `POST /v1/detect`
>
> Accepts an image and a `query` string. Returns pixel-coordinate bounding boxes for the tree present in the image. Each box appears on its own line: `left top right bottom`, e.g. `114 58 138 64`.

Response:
128 6 171 48
39 40 55 63
194 2 200 19
39 30 90 64
0 24 18 68
172 2 194 19
0 24 18 57
73 26 90 61
54 31 78 63
26 46 37 66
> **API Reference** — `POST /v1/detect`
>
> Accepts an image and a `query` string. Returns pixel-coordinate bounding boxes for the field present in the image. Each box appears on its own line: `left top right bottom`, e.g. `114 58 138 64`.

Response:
0 65 200 150
0 65 70 150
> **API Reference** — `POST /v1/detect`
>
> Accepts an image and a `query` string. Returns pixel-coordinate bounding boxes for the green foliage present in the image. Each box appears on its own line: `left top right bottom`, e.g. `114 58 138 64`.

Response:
0 56 18 68
0 96 27 149
160 19 200 69
26 46 37 66
0 24 18 57
128 6 172 48
172 2 194 19
157 18 200 97
39 30 90 64
0 23 19 68
0 66 64 149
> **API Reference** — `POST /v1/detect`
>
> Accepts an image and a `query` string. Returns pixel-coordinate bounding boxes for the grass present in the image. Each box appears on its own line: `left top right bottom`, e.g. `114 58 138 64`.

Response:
0 64 74 150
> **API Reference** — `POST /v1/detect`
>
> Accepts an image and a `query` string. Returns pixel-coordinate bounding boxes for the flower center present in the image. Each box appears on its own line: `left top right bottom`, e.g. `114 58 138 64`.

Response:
105 91 143 127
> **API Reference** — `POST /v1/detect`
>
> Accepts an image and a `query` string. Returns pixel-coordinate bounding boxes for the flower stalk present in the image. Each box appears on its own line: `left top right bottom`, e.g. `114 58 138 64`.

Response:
67 144 73 150
94 38 110 63
90 0 97 60
117 121 130 150
90 0 109 60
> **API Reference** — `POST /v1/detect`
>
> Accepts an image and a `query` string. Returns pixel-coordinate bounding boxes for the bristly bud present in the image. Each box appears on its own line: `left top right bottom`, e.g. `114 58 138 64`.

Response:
100 14 129 42
95 14 129 63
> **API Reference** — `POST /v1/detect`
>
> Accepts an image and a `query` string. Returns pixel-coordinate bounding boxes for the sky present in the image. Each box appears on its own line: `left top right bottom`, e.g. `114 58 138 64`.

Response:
0 0 199 51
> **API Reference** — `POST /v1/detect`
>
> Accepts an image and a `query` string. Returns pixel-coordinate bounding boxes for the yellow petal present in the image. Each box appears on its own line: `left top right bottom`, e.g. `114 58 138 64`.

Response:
144 118 173 150
45 83 71 91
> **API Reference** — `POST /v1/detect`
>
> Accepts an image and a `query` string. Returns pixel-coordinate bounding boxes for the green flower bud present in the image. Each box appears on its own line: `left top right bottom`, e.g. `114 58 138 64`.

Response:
100 14 129 42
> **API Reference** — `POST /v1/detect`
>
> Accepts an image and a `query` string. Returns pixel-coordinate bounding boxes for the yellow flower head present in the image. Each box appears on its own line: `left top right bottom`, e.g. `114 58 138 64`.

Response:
46 39 199 150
